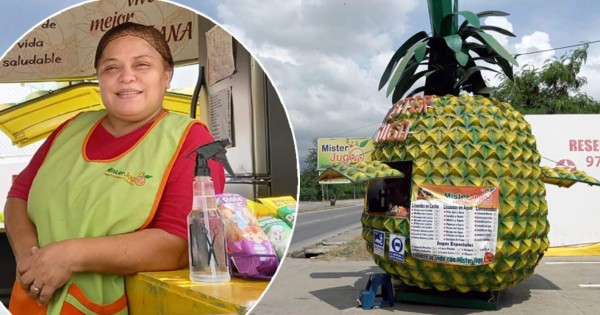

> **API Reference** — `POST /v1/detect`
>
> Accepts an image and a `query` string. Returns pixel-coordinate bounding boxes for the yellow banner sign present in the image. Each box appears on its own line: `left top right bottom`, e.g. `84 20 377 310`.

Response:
317 137 373 171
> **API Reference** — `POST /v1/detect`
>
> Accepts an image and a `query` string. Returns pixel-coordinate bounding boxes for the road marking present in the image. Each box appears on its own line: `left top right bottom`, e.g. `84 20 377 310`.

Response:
579 284 600 288
545 262 600 265
297 205 362 215
298 213 355 225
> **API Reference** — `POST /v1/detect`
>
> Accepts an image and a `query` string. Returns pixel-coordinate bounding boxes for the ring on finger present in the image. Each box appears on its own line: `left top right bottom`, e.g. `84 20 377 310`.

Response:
31 284 41 294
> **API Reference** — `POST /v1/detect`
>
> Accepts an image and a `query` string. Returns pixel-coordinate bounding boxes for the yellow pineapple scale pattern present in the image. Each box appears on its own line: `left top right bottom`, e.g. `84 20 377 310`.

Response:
363 94 549 293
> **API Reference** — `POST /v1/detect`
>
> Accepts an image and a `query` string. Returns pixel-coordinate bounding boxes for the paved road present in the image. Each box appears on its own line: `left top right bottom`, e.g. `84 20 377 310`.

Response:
290 203 362 253
254 255 600 314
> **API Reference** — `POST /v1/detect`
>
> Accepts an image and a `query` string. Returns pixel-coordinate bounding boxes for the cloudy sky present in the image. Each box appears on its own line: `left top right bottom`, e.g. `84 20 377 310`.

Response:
2 0 600 168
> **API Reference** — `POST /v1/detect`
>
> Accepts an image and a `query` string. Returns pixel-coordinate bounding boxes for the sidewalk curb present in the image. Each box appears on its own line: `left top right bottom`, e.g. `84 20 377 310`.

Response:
290 223 363 258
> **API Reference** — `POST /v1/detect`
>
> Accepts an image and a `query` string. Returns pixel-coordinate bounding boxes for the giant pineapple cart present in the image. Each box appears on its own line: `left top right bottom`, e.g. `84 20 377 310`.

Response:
319 0 600 310
0 1 297 313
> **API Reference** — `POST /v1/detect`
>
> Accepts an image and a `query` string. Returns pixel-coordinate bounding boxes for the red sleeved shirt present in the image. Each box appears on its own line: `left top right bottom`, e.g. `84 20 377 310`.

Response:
8 113 225 240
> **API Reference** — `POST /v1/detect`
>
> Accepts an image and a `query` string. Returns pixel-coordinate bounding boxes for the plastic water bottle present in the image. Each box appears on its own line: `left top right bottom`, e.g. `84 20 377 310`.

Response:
188 175 230 283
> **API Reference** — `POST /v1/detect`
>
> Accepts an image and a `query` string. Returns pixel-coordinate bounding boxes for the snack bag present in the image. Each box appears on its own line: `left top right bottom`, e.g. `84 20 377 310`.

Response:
257 216 292 260
216 194 278 278
259 196 297 227
246 199 276 218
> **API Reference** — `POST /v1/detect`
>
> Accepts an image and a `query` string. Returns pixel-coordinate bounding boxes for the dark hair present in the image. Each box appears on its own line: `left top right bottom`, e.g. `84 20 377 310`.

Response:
94 22 174 70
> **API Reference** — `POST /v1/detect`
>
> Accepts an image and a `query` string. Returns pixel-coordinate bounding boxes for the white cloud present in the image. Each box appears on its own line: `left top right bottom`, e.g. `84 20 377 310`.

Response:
514 31 554 70
255 44 300 66
580 47 600 100
483 16 513 47
581 67 600 99
588 54 600 67
213 0 420 165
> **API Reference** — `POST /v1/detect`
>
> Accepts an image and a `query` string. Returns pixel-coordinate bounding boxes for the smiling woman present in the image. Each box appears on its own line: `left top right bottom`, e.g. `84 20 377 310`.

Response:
4 21 226 315
95 24 174 136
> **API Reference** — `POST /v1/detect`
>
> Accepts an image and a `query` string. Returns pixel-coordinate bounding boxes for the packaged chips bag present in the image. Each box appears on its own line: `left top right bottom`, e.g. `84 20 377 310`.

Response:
216 194 278 279
247 199 276 218
257 216 292 260
259 196 297 227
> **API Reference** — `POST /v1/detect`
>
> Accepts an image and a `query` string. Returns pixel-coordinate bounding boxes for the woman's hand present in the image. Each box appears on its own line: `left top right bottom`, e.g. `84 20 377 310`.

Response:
18 243 75 305
14 228 186 305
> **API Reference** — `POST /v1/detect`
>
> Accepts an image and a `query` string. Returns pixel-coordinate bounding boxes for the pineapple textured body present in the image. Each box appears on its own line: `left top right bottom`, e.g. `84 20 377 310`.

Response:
363 94 549 292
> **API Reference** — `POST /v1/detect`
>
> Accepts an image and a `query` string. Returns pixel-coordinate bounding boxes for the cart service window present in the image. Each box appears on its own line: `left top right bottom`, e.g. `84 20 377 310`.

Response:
365 161 412 215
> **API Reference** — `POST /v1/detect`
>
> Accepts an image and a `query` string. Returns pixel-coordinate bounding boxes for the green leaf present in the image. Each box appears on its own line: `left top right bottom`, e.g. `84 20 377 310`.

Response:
457 57 489 95
477 10 510 18
465 42 491 55
444 34 463 53
379 31 429 90
459 65 498 86
459 25 511 43
401 70 431 99
457 11 482 31
475 31 519 66
496 56 514 81
457 11 480 27
467 43 494 55
423 70 437 77
414 43 427 63
474 86 498 94
392 66 436 103
359 139 370 147
440 11 479 36
480 25 516 38
455 50 469 66
463 73 488 95
386 41 428 97
391 60 422 102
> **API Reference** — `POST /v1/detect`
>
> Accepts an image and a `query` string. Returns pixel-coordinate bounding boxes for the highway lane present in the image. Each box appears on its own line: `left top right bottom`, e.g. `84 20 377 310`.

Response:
289 204 363 253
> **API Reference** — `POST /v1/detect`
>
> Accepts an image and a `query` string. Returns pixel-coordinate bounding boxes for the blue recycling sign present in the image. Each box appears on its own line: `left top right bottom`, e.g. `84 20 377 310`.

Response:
389 234 405 263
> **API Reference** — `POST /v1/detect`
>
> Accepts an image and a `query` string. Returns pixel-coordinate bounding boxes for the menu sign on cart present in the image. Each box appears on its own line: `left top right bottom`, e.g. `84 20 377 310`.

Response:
410 184 499 266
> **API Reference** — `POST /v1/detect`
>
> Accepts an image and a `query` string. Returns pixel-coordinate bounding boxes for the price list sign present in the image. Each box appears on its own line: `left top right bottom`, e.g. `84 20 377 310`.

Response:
410 184 499 266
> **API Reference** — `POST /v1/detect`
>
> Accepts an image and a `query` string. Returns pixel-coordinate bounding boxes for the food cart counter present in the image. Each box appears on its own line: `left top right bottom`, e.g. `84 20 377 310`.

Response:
126 269 268 315
2 224 268 313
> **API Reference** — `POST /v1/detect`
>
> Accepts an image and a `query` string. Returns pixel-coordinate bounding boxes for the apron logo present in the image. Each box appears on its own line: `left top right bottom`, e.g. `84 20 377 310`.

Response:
105 167 153 186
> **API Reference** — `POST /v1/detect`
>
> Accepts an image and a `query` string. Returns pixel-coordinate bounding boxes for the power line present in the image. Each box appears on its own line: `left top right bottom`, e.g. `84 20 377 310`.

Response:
514 39 600 58
327 121 380 138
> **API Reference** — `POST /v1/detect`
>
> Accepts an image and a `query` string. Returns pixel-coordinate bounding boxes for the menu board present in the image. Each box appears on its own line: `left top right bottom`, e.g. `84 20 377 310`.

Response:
209 87 233 146
410 184 499 266
206 25 235 86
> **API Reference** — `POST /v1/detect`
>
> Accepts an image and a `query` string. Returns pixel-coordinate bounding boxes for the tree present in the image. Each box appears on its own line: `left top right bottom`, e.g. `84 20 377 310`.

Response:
299 139 321 201
493 44 600 114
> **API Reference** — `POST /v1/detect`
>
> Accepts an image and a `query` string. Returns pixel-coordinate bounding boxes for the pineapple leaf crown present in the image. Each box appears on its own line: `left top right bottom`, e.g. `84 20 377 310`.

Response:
379 0 519 103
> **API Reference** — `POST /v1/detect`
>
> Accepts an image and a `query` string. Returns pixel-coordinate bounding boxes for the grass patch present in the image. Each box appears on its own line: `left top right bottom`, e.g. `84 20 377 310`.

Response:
316 235 373 261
